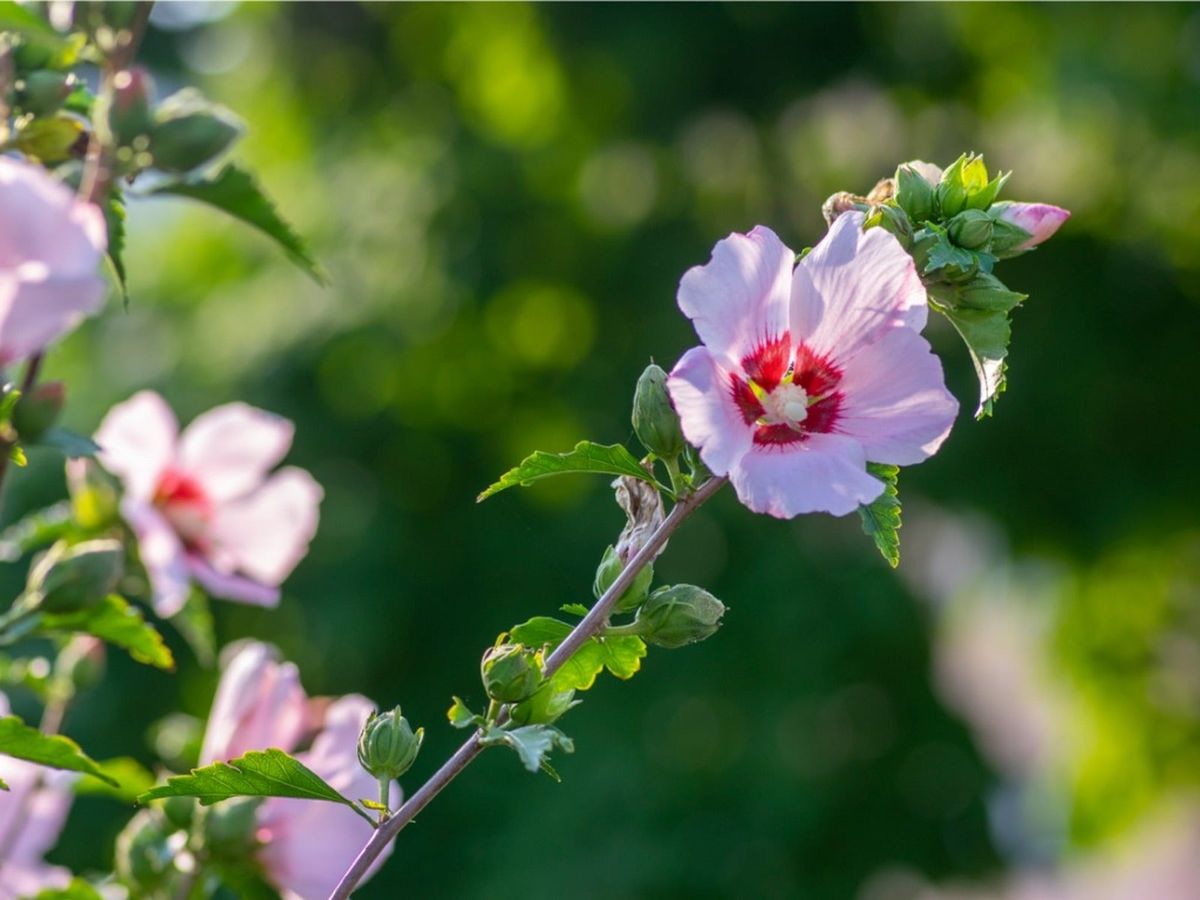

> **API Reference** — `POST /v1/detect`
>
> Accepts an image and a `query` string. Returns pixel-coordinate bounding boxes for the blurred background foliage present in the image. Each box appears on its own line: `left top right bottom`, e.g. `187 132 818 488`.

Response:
4 2 1200 897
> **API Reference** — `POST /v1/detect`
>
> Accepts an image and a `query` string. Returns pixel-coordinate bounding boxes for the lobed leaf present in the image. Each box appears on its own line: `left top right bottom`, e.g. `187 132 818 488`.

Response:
0 716 117 786
480 723 574 778
858 463 901 568
509 615 646 690
40 594 174 670
479 441 659 501
934 301 1012 418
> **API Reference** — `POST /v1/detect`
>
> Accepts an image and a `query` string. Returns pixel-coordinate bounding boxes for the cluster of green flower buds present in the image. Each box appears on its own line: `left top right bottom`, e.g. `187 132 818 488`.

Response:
481 641 544 703
632 584 726 649
357 706 424 781
593 543 654 613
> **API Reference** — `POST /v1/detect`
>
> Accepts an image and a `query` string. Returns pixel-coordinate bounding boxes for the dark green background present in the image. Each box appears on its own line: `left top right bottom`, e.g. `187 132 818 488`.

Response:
5 3 1200 897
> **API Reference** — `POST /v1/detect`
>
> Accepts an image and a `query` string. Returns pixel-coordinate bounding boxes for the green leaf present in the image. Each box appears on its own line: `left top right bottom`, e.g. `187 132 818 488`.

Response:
40 595 174 670
509 616 572 647
0 0 57 34
170 588 216 667
0 716 117 785
33 427 101 459
935 302 1012 418
509 616 646 690
73 756 156 803
596 635 647 680
478 441 659 502
560 602 590 617
32 879 105 900
447 696 481 729
104 192 128 305
138 749 366 820
858 463 901 568
0 501 73 562
148 163 325 284
480 723 574 776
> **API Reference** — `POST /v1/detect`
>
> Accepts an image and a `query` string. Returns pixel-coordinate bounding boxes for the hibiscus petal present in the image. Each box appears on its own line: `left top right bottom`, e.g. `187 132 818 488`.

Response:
177 403 295 503
667 346 754 477
187 555 281 608
0 273 105 366
95 391 178 501
209 467 323 585
199 642 308 764
122 499 192 617
835 327 959 465
0 158 106 275
677 225 795 366
729 433 884 518
792 211 927 365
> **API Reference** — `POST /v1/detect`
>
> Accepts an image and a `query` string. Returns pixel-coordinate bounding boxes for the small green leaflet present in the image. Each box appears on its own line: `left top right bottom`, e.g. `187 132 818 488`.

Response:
73 756 156 804
479 441 659 501
934 301 1012 418
32 879 105 900
148 163 326 285
858 463 901 568
509 615 646 690
41 595 174 671
560 602 590 617
0 716 117 786
447 696 482 729
138 748 374 826
479 723 574 779
32 427 101 459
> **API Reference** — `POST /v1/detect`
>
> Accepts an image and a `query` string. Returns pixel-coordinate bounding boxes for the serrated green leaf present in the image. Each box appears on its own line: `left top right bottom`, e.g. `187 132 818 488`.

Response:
0 501 73 562
33 427 101 459
935 302 1012 418
560 602 589 617
923 232 975 275
509 616 646 690
478 441 659 502
41 594 174 670
858 463 901 568
148 163 325 284
138 748 364 818
596 635 647 680
480 723 574 776
73 756 155 803
32 878 105 900
0 716 117 785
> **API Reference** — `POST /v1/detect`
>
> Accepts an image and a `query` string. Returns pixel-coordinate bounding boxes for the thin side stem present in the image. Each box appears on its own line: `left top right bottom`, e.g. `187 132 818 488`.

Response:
328 475 727 899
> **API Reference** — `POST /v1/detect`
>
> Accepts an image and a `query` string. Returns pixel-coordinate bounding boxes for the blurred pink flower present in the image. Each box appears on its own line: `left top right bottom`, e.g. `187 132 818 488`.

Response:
0 694 73 898
95 391 323 616
0 157 107 366
667 213 957 517
991 201 1071 251
200 642 398 900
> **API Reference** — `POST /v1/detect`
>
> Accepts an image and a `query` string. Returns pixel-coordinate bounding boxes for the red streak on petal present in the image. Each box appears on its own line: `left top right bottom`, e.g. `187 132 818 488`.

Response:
804 392 842 434
741 332 791 392
729 373 764 425
753 423 807 446
793 343 841 397
154 468 209 509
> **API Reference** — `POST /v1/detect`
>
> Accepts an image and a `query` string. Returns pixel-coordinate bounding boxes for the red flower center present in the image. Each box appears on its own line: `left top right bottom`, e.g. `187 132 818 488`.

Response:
729 332 843 446
153 468 213 548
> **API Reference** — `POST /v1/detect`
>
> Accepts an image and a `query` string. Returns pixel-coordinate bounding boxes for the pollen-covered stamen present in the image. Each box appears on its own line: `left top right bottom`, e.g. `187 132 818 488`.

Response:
760 382 810 429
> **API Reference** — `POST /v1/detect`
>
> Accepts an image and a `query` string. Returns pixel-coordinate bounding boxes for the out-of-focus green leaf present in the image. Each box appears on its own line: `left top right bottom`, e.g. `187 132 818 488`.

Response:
479 441 658 501
170 588 216 667
41 594 175 670
33 427 101 459
104 191 128 304
0 501 73 562
0 715 117 785
73 756 156 803
858 463 901 568
147 163 325 284
32 879 105 900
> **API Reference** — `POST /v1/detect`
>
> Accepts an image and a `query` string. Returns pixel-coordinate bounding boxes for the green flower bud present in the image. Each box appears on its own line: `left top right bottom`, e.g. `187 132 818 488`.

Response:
13 114 86 164
200 796 261 859
937 153 1007 218
161 796 196 833
634 584 725 649
632 363 685 460
480 641 543 703
19 70 75 116
593 544 654 613
895 163 936 223
54 635 106 690
509 680 577 726
115 809 173 890
66 458 121 530
105 67 155 147
12 381 65 442
149 88 244 174
357 706 424 781
946 209 994 250
26 539 124 614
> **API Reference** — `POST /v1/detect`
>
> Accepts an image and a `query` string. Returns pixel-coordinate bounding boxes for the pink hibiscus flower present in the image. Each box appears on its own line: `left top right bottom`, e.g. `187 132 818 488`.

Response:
667 212 958 518
94 391 322 616
201 642 398 900
0 694 74 899
0 157 107 366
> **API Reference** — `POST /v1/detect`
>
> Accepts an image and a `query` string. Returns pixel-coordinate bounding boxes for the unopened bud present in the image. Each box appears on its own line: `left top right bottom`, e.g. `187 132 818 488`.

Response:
480 641 542 703
509 681 577 726
593 544 653 613
55 635 106 690
26 539 124 614
12 381 65 442
149 88 244 174
200 796 261 858
161 796 196 832
634 584 725 649
19 71 75 116
937 153 1006 218
357 706 423 781
946 209 993 250
106 67 155 147
632 364 685 460
895 163 937 223
66 458 121 530
115 809 173 890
